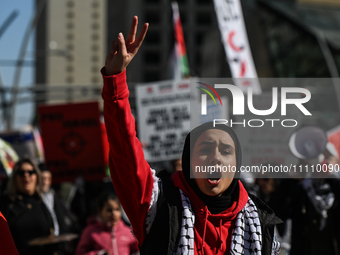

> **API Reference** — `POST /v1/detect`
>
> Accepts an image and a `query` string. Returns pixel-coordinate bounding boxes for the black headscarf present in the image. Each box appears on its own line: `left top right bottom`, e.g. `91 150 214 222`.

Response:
181 122 242 214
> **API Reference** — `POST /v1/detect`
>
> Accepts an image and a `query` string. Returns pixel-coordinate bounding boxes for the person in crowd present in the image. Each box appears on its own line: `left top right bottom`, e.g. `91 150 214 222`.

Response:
68 177 114 232
0 158 55 255
75 192 139 255
248 175 293 255
101 16 281 254
277 177 340 255
172 158 183 172
40 163 78 236
0 211 19 255
275 155 340 255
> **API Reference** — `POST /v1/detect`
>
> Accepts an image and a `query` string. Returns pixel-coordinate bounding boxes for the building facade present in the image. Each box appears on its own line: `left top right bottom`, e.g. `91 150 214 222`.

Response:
35 0 106 104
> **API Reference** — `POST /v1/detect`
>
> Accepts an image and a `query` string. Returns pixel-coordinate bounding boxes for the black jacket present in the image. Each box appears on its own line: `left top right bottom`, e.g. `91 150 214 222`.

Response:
0 193 55 255
140 171 282 255
276 179 340 255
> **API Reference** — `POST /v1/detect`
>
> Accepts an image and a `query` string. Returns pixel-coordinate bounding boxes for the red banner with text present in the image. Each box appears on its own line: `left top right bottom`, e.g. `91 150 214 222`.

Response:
38 102 109 183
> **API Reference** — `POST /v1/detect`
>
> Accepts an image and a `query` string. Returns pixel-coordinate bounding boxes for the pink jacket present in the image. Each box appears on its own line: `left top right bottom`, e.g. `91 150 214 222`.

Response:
76 218 139 255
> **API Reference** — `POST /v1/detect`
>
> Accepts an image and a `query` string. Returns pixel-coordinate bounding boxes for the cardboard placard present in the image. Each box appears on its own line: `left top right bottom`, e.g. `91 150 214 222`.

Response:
38 102 107 183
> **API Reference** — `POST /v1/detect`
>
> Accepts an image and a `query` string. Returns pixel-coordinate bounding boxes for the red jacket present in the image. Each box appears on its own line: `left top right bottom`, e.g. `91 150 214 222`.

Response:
102 69 248 254
0 211 19 255
76 218 138 255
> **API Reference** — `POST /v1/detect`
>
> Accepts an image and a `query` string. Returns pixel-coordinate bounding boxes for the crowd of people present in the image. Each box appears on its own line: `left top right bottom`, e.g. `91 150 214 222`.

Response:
0 158 138 255
1 15 340 255
1 155 340 254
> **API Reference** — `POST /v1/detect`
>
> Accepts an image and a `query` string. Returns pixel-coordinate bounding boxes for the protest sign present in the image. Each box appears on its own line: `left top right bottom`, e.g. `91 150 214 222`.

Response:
136 79 192 162
38 102 107 183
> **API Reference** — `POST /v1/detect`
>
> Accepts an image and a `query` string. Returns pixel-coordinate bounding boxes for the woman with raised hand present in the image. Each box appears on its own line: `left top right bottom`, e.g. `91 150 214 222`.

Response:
101 16 281 255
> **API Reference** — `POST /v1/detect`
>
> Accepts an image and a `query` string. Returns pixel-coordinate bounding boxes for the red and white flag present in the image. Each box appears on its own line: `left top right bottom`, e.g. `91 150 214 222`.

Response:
213 0 261 94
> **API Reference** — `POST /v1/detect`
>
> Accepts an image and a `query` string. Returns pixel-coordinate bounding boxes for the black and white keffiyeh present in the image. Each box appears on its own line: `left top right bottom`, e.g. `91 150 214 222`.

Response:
175 189 280 255
174 189 195 255
144 170 280 254
229 198 262 255
302 178 335 230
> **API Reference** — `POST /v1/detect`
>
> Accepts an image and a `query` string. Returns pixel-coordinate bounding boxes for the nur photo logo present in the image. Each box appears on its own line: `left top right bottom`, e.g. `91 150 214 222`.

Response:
196 81 313 128
196 82 223 115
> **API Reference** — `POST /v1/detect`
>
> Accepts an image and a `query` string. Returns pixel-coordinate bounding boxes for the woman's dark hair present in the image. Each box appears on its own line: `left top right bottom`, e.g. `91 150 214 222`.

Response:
7 158 42 198
38 162 50 173
97 192 120 211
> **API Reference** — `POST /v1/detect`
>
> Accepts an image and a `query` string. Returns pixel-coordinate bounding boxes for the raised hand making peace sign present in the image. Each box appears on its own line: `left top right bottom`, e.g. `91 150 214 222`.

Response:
104 16 149 76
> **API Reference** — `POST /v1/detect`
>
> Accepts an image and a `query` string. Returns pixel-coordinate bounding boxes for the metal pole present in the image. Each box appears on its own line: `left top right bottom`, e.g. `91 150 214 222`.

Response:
0 10 19 39
315 31 340 114
0 11 19 130
8 0 47 130
0 70 7 130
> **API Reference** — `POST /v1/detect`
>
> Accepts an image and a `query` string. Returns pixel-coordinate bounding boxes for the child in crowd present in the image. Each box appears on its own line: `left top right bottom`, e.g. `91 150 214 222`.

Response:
76 193 139 255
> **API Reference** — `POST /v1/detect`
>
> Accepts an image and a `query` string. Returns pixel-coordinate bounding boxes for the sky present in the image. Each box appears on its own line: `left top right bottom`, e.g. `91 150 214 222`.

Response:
0 0 35 131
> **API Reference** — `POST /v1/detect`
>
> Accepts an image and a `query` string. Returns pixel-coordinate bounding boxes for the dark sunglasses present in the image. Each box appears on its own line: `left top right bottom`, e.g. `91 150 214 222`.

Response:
17 170 36 177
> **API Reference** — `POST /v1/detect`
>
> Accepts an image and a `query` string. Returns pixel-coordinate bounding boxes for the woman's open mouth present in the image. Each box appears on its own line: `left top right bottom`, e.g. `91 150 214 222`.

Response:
207 171 221 185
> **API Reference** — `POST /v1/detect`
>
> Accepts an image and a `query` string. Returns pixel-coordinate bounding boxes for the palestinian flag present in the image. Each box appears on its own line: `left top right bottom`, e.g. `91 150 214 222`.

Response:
172 2 190 79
